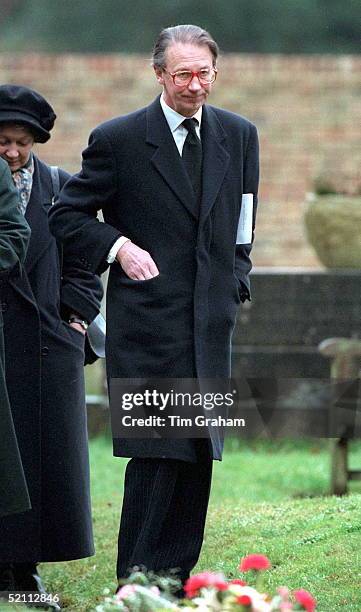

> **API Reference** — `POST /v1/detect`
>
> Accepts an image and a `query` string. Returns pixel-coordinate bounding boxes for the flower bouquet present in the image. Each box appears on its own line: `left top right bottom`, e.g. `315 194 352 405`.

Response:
96 554 316 612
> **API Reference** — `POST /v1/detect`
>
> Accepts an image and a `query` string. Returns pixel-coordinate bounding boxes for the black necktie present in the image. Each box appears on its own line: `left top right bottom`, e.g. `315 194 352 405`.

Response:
182 118 202 206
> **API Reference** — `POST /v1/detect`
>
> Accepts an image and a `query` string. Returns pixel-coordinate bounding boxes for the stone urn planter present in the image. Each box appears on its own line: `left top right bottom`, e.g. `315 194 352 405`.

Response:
304 195 361 268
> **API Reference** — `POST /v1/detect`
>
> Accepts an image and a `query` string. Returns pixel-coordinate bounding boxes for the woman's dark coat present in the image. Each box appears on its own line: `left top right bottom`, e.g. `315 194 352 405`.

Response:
0 158 31 518
0 156 102 562
49 97 259 463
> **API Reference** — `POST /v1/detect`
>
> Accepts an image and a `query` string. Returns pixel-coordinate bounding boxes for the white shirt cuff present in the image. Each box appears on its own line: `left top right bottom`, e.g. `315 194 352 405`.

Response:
107 237 131 263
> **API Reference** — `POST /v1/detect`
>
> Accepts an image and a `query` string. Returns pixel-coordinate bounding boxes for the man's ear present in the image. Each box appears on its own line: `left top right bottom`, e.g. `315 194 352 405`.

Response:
154 66 165 86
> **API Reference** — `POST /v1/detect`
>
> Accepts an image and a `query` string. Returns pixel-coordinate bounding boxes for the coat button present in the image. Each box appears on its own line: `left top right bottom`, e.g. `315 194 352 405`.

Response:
41 346 49 357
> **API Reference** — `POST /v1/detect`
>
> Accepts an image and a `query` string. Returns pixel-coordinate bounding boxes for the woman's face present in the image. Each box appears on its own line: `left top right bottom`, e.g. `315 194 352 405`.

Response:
0 124 34 172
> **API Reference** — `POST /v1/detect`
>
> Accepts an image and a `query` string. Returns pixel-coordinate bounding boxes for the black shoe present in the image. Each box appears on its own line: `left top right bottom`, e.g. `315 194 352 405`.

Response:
12 563 61 611
0 563 16 592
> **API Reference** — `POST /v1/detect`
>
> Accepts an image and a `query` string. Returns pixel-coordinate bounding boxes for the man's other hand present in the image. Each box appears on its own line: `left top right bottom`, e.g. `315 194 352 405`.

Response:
116 241 159 280
69 322 87 335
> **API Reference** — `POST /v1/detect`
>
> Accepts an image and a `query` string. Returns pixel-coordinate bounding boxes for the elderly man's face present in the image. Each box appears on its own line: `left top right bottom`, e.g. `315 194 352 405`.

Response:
0 124 34 172
155 42 215 117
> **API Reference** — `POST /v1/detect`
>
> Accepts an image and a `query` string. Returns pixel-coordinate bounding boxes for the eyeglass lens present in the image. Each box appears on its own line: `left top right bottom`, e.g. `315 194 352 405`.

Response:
174 69 216 85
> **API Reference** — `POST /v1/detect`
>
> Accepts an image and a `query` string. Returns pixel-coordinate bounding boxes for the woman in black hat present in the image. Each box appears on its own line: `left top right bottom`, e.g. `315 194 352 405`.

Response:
0 85 102 609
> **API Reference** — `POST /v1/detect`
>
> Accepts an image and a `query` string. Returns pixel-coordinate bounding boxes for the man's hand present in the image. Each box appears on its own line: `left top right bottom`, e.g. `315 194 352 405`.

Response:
69 321 87 335
116 241 159 280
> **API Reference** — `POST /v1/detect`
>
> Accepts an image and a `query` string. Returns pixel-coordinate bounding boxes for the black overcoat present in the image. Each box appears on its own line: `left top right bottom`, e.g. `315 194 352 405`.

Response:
0 156 102 562
0 158 31 518
49 96 259 462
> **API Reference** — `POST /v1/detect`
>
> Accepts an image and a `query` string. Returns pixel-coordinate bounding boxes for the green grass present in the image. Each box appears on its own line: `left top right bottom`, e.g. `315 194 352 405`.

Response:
4 438 361 611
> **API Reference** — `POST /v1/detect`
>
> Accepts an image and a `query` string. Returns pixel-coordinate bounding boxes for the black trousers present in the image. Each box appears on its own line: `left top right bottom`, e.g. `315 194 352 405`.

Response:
117 441 213 583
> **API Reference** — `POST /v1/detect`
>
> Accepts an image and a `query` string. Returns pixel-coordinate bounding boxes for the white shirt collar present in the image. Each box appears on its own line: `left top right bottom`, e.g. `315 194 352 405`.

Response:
160 93 203 132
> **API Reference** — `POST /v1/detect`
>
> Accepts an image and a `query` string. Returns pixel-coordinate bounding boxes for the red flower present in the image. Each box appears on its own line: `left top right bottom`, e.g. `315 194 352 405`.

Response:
239 554 271 572
294 589 316 611
236 594 252 607
216 581 229 592
184 572 228 598
230 579 247 586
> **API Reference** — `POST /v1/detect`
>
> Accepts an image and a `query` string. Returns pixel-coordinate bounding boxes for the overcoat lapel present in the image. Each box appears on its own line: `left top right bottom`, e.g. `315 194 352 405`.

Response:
24 157 53 273
200 105 230 221
146 97 198 220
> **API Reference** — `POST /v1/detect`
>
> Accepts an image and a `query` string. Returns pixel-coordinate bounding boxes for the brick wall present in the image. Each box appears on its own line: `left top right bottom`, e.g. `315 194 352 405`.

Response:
1 54 360 268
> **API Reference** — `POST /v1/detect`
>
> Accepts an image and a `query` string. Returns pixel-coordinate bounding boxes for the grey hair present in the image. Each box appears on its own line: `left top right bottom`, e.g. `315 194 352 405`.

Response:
152 24 219 69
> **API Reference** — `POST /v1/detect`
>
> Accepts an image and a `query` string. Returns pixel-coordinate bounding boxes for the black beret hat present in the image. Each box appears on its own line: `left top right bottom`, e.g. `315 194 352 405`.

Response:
0 84 56 143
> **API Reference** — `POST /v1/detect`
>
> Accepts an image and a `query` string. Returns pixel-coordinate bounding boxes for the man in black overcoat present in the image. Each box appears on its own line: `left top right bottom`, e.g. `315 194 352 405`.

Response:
49 25 259 590
0 157 31 519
